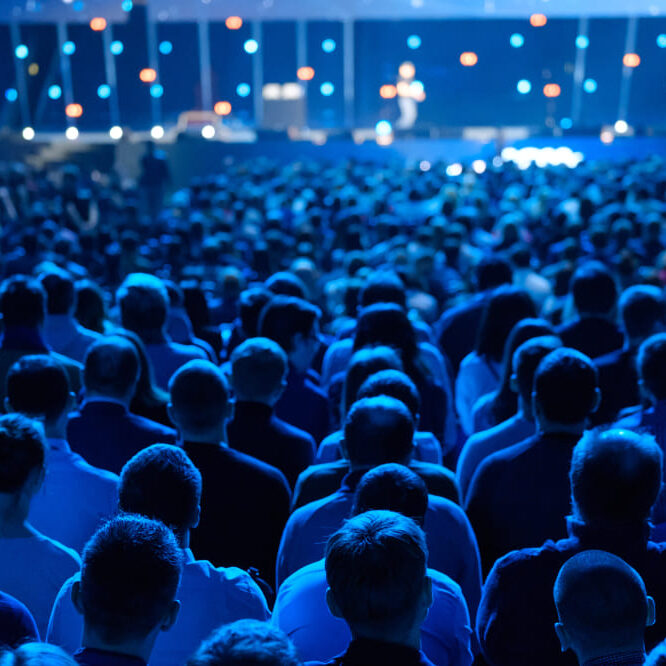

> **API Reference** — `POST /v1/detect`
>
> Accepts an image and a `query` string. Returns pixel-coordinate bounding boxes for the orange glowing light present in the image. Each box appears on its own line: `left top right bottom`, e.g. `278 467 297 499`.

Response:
65 103 83 118
530 13 548 27
139 68 157 83
380 84 397 99
214 101 232 116
90 17 107 31
297 66 315 81
225 16 243 30
623 53 640 67
543 83 561 97
460 52 478 66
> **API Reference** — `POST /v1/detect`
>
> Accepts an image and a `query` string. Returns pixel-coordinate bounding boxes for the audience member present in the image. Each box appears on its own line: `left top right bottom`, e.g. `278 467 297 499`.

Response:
227 338 316 487
0 643 77 666
477 429 666 665
6 355 118 553
187 620 301 666
169 359 291 585
466 347 599 571
0 592 39 647
47 444 270 666
0 413 80 635
67 336 176 473
553 550 654 666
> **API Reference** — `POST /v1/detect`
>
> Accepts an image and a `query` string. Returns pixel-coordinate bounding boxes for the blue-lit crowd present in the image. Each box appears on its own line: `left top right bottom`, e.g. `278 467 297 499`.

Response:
0 152 665 666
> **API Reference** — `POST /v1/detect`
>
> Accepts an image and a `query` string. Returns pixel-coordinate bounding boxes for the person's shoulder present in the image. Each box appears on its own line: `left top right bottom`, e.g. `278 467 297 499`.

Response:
287 493 339 528
428 567 466 603
126 410 177 436
187 558 267 597
168 341 208 361
488 537 574 581
298 460 347 482
223 446 291 490
50 350 83 372
410 459 456 482
30 530 82 568
271 414 317 446
63 449 120 486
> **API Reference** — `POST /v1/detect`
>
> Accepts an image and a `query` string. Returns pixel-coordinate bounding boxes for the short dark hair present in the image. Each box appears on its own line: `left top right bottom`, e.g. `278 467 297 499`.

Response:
239 288 272 338
638 334 666 401
231 338 287 402
570 429 662 525
169 360 229 432
352 463 428 526
325 510 428 632
186 620 301 666
513 336 562 405
265 272 307 299
0 413 46 494
343 347 403 414
359 272 407 309
533 348 598 425
119 445 202 540
356 369 420 421
117 274 169 333
476 256 513 291
620 285 665 340
39 267 76 315
571 262 618 315
258 296 320 354
343 396 414 466
79 515 182 643
84 337 140 399
6 355 70 422
0 276 45 328
554 550 649 652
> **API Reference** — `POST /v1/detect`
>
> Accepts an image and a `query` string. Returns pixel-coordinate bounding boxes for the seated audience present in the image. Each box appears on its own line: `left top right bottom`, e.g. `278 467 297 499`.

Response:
39 266 101 364
187 620 301 666
456 335 561 501
0 413 80 636
67 336 176 473
554 550 654 666
0 275 81 403
277 397 479 606
169 360 291 585
227 337 316 487
116 273 207 391
6 355 118 553
477 429 666 665
258 295 330 443
557 261 625 359
273 464 474 665
303 510 436 666
0 643 77 666
47 444 270 666
68 515 182 666
0 591 39 647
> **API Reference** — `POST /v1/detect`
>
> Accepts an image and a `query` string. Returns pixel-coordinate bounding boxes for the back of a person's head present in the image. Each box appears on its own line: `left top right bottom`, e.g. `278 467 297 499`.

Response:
343 396 414 467
343 347 403 414
258 295 320 354
352 463 428 526
0 413 45 495
475 256 513 291
353 303 417 361
239 288 272 338
0 275 45 328
638 333 666 401
230 337 287 403
513 336 562 404
0 643 77 666
119 444 201 541
356 369 420 422
83 336 140 399
533 348 598 425
571 261 618 316
554 550 652 659
79 515 182 644
359 272 407 309
6 355 70 423
264 272 307 300
39 267 76 315
75 280 106 333
168 360 229 433
325 510 428 634
117 273 169 333
571 429 662 526
186 620 301 666
620 285 665 341
476 286 536 361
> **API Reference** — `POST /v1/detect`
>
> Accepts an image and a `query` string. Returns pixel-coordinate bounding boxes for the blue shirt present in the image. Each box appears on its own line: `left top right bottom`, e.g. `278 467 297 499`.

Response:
29 438 118 554
43 315 101 364
48 549 270 666
144 340 208 392
455 351 501 437
277 471 482 619
273 559 472 666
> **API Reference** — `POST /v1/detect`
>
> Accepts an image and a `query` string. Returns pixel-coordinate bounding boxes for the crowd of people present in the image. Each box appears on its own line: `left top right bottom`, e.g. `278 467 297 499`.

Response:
0 150 664 665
